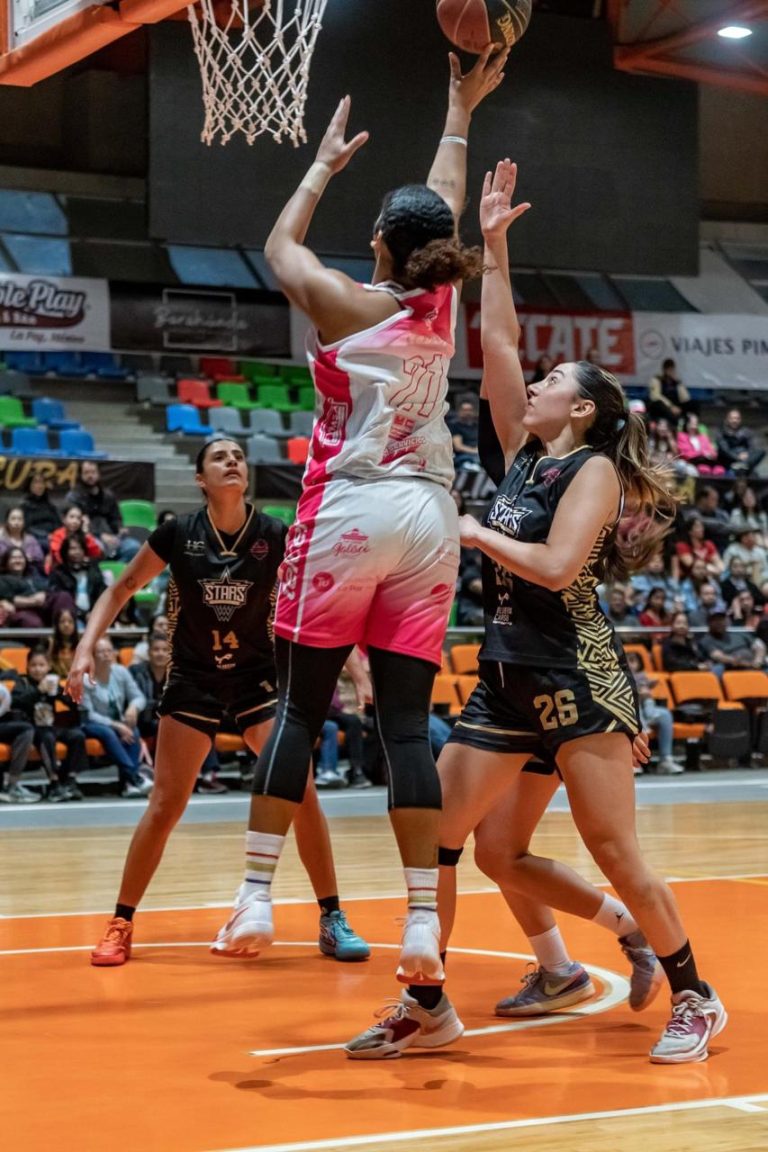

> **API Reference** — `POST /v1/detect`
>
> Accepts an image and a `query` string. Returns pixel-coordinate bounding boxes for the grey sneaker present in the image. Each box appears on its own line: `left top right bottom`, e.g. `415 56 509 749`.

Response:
650 984 727 1064
657 757 685 775
345 991 463 1060
620 930 665 1011
6 782 41 804
495 962 594 1016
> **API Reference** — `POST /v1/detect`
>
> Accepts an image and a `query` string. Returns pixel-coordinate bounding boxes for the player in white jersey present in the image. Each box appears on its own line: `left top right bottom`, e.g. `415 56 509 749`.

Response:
214 48 508 994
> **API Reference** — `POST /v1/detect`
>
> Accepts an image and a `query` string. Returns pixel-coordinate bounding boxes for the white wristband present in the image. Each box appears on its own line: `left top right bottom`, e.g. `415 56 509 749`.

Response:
441 135 468 147
300 161 332 196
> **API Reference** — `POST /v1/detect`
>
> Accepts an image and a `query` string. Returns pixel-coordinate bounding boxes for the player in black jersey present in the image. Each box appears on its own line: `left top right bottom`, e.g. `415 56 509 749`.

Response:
346 161 725 1065
68 438 369 968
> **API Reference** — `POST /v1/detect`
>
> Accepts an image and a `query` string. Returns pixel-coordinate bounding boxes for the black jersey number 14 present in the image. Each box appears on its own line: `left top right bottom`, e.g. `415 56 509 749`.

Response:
212 629 240 652
533 690 579 731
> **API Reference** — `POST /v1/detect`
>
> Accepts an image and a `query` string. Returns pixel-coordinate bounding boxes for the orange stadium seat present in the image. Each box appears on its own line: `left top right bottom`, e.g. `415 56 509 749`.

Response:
450 644 480 675
0 648 29 674
431 674 462 716
456 674 479 704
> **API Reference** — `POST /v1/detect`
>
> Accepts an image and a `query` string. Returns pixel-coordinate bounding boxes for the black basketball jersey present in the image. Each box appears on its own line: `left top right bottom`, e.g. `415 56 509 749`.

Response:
480 441 621 671
147 505 287 677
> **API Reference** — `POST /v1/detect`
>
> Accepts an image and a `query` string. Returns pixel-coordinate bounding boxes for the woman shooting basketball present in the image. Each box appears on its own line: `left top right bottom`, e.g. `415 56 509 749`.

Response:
213 48 507 989
68 437 369 967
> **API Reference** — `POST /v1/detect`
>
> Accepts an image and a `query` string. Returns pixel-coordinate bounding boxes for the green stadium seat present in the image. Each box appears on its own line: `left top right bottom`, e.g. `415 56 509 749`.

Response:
262 504 296 526
0 395 37 428
217 381 261 410
241 361 278 381
256 382 298 413
297 386 316 411
119 501 157 531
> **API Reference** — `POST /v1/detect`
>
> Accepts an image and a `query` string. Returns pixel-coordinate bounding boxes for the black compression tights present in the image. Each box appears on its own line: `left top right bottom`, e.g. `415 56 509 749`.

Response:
251 638 441 811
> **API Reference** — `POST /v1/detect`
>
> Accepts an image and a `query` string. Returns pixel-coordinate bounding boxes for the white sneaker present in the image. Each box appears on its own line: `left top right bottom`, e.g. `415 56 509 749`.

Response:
345 991 463 1060
395 908 444 985
650 984 727 1064
658 758 685 775
211 886 274 957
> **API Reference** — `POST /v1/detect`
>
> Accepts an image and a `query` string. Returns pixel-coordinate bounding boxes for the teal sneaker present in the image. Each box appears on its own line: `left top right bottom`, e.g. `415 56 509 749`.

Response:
319 909 370 962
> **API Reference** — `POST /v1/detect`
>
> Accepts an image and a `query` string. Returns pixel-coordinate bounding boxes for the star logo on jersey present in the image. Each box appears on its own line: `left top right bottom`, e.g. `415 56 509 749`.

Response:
487 496 531 539
198 567 253 622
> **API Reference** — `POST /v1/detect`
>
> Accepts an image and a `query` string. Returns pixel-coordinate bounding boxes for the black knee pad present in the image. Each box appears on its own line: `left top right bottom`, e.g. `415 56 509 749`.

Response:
438 845 464 867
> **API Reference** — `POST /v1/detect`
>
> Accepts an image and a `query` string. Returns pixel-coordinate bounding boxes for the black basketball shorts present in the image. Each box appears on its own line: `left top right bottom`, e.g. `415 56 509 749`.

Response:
448 659 639 764
157 666 278 739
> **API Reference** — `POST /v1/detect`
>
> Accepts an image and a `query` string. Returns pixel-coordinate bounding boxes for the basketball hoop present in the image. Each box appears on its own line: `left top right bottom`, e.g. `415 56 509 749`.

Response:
188 0 329 147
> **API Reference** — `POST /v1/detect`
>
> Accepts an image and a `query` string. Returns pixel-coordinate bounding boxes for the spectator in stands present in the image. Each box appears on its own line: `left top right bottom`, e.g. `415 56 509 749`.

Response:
647 358 692 425
21 472 62 549
731 589 763 632
604 584 637 628
130 613 169 665
65 461 140 562
728 485 767 544
48 608 80 679
687 582 727 627
689 486 732 552
529 354 553 383
0 546 73 629
637 587 672 638
11 646 87 802
625 650 684 775
674 516 724 581
0 506 45 573
660 612 709 673
722 528 768 588
48 505 103 568
48 535 107 622
716 408 765 476
81 636 151 799
720 556 764 614
316 665 371 789
446 392 480 472
630 550 680 614
647 418 682 474
678 557 718 615
0 683 36 804
698 609 766 678
456 546 484 626
676 414 723 476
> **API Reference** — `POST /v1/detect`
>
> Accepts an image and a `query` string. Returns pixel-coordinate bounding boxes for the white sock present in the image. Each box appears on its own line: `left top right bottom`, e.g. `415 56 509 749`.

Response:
404 867 438 913
529 926 573 976
241 830 285 901
592 893 638 938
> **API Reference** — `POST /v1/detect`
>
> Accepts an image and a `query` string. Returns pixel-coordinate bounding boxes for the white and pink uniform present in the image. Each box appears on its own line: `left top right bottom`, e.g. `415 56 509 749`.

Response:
274 281 461 664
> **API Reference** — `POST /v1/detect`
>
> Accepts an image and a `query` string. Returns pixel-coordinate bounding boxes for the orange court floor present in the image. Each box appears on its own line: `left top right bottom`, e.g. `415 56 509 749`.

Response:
1 798 768 1152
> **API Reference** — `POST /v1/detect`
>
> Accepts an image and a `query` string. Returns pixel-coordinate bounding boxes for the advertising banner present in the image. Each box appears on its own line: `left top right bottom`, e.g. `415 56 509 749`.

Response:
0 457 155 502
464 303 636 377
0 274 110 352
633 313 768 390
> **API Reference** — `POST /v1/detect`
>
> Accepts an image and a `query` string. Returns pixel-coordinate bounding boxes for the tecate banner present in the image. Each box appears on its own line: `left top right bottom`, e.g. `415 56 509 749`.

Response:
633 313 768 391
0 274 110 351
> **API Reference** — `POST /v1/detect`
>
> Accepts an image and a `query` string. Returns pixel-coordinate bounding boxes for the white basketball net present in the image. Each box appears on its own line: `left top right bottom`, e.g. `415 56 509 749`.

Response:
188 0 329 147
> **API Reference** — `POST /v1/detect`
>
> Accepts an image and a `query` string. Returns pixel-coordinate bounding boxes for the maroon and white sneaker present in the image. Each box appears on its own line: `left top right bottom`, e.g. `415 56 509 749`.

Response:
344 991 463 1060
650 984 727 1064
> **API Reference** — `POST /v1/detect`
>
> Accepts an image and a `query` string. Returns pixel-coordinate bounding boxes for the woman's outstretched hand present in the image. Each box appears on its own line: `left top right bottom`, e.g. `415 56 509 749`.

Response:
314 96 369 175
448 45 509 116
480 158 531 239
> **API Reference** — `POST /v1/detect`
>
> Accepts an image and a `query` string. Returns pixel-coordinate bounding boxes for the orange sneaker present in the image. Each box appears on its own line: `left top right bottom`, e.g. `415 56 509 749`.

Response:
91 916 133 967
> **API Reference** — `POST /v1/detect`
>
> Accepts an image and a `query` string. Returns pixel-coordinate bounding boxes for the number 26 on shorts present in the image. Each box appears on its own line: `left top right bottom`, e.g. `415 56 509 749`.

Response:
533 689 579 730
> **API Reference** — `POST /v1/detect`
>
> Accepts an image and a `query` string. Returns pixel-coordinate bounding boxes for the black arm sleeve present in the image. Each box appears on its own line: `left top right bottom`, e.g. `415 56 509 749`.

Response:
478 399 506 487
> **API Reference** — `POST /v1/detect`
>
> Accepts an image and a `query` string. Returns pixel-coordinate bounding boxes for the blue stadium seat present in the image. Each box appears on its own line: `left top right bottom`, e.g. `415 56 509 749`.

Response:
2 350 46 375
58 428 107 459
7 426 62 457
166 403 208 436
81 352 129 380
32 397 80 429
42 351 87 378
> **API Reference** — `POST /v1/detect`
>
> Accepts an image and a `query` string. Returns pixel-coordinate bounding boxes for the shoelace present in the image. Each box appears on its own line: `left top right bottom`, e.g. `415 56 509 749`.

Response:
333 915 357 939
519 962 542 989
102 923 130 945
373 999 410 1026
663 999 702 1038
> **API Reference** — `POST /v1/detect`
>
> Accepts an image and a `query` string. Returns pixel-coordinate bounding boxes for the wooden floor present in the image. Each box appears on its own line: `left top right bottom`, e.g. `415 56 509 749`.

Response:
1 800 767 1152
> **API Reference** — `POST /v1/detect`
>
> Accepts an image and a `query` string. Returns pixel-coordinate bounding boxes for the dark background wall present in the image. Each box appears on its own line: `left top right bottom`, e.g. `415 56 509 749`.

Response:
148 1 699 275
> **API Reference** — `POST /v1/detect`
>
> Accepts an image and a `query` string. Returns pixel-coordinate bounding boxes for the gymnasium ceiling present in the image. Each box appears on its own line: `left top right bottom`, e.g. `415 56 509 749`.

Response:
537 0 768 96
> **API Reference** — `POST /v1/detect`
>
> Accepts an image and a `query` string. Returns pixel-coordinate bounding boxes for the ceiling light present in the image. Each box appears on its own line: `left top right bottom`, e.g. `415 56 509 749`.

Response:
717 25 753 39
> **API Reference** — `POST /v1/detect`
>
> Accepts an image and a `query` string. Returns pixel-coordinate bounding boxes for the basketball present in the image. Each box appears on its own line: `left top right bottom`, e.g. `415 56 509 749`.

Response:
436 0 532 54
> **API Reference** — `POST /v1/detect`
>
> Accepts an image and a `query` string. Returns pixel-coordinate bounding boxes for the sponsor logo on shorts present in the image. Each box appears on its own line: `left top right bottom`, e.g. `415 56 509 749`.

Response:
198 567 253 622
332 528 370 557
214 652 236 670
493 589 513 626
250 538 269 561
184 539 206 556
312 571 335 592
487 495 531 538
278 560 299 601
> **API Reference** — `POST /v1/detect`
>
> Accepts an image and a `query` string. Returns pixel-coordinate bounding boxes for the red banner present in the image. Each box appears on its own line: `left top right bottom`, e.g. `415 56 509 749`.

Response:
465 305 636 377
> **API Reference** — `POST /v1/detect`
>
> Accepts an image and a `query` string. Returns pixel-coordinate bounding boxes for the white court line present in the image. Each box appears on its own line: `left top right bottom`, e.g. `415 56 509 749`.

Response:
212 1095 768 1152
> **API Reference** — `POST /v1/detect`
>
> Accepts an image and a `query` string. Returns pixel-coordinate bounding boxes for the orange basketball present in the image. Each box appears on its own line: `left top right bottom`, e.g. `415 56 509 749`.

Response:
436 0 532 54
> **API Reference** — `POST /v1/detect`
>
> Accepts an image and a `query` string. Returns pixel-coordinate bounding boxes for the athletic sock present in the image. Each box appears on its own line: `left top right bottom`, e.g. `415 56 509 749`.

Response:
529 926 573 976
657 939 708 998
408 984 444 1010
242 830 285 899
592 893 639 938
404 867 438 912
115 903 135 922
318 895 340 916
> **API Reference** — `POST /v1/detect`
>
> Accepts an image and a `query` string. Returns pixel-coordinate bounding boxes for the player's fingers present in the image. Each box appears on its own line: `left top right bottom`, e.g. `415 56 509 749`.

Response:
448 52 462 81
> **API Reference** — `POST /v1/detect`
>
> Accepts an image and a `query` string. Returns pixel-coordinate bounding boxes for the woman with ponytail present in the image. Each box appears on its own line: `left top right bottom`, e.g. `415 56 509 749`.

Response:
349 160 725 1065
218 51 506 1002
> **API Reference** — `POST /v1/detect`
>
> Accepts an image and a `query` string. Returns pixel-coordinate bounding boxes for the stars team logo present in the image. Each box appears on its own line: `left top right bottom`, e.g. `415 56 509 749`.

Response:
198 567 253 622
487 496 531 538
